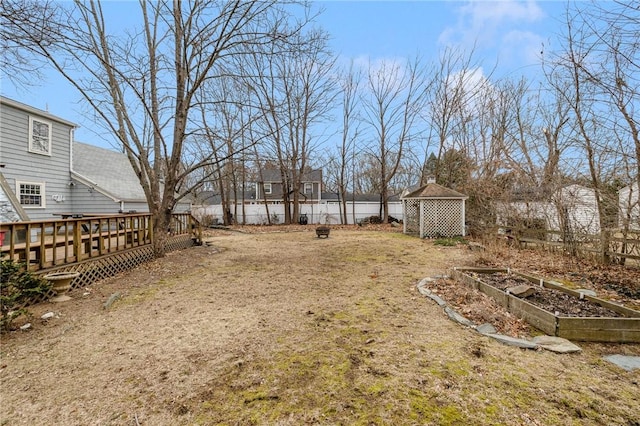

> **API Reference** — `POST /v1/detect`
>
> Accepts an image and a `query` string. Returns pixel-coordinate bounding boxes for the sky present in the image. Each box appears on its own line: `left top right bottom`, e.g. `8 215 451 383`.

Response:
1 0 569 150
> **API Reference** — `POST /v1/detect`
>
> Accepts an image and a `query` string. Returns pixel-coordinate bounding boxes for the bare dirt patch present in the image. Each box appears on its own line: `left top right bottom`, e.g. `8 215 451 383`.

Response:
1 228 639 425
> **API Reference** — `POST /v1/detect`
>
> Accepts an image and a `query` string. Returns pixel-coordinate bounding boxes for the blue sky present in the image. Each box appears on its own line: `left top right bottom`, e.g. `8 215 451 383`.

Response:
1 0 568 149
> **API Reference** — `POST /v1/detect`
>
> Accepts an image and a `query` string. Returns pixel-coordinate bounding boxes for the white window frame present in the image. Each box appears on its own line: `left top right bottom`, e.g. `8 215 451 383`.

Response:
263 183 272 195
28 116 52 155
304 182 313 194
17 181 46 208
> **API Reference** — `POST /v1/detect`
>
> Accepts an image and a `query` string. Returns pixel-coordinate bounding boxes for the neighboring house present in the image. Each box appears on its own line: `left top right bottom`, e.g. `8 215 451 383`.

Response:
0 96 189 222
553 184 601 235
619 181 639 230
496 184 601 236
256 168 322 204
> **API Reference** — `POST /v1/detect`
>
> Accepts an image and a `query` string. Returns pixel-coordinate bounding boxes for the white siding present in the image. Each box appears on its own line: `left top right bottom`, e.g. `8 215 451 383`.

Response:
619 182 640 230
496 185 601 236
554 185 600 235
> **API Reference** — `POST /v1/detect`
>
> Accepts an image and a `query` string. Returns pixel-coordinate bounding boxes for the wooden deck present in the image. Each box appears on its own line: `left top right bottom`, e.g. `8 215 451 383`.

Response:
1 213 200 271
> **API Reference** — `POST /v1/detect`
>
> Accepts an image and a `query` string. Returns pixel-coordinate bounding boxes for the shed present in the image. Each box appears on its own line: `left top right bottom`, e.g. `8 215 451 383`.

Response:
402 183 468 238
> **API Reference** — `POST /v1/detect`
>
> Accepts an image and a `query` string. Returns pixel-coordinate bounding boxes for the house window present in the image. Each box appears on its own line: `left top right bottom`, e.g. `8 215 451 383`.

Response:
29 116 52 155
17 181 46 208
304 183 313 194
263 183 272 195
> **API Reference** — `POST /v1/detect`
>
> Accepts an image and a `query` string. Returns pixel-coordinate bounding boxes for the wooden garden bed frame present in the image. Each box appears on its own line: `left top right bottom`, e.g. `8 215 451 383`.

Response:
451 267 640 343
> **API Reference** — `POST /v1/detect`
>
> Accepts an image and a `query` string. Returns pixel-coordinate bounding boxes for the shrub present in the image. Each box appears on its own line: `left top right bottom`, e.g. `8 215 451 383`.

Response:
1 260 51 332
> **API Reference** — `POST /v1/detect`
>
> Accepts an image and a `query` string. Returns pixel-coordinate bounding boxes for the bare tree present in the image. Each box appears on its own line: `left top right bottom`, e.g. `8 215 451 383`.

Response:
0 0 64 87
283 29 337 223
577 1 640 218
545 4 631 262
424 47 485 185
360 56 428 223
19 0 312 256
334 60 362 224
244 26 334 224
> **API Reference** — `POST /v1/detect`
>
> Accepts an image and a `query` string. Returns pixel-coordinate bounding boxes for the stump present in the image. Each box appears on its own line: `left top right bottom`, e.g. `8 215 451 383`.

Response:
316 226 330 238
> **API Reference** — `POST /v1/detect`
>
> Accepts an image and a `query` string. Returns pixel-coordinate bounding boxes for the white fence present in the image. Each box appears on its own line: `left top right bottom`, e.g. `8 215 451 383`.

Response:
192 201 404 225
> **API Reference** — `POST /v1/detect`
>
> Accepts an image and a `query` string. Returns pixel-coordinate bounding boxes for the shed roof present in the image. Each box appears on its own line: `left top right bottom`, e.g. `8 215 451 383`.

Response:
402 183 467 199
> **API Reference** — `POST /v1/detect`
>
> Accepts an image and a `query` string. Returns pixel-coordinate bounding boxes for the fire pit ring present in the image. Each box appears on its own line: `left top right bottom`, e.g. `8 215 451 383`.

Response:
316 226 330 238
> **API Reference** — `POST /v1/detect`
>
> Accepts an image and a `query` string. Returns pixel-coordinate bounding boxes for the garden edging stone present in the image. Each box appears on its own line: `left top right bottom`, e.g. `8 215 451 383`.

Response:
416 276 584 353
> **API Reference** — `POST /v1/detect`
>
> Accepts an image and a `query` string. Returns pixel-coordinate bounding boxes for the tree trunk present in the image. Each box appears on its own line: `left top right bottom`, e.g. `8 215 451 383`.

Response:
151 209 171 258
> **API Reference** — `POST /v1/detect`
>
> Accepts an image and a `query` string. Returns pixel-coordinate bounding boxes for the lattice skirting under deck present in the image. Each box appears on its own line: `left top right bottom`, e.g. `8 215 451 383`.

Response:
25 235 196 307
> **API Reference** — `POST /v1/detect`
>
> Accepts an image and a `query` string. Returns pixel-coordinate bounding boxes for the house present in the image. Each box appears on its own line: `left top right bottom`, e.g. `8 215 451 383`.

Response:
619 181 639 230
71 141 153 214
256 168 322 204
0 96 189 222
553 184 601 235
0 96 78 221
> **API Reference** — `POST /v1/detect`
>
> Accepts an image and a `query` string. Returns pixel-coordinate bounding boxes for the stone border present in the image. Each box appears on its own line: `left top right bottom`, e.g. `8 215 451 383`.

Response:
416 277 582 353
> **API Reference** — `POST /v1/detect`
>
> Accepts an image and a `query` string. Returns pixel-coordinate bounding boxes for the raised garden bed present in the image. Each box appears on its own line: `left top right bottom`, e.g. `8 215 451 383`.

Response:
451 267 640 343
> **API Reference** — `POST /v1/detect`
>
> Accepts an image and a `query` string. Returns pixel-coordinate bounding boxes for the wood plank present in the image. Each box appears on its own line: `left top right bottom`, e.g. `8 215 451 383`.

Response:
556 317 640 343
507 296 557 335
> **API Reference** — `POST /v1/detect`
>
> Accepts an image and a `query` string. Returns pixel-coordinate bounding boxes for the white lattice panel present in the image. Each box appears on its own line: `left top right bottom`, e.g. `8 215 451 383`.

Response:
21 235 196 309
403 199 420 233
420 199 464 238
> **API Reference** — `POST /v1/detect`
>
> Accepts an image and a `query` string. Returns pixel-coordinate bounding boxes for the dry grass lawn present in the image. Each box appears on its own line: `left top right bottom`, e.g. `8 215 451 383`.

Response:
1 227 639 425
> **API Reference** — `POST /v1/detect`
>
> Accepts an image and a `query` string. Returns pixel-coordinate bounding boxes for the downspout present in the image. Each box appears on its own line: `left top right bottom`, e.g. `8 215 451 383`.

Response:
68 128 76 211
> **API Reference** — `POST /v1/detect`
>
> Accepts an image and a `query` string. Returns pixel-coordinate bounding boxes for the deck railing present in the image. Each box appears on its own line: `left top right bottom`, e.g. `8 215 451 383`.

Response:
1 212 201 272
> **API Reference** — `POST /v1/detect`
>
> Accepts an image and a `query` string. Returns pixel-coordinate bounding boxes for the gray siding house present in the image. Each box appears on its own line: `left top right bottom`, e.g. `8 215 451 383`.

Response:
0 96 78 221
71 141 151 214
0 96 189 222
